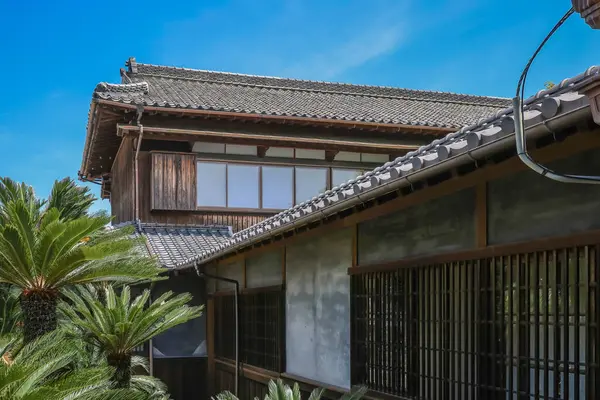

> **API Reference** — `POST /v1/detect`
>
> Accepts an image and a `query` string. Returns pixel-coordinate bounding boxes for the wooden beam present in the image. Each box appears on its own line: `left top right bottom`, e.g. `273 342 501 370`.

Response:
118 124 419 153
325 150 338 162
99 99 454 134
257 146 269 158
339 128 600 228
211 129 600 265
348 228 600 274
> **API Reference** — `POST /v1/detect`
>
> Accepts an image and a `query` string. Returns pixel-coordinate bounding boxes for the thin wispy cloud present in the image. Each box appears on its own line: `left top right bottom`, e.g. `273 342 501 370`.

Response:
283 24 405 80
156 0 412 80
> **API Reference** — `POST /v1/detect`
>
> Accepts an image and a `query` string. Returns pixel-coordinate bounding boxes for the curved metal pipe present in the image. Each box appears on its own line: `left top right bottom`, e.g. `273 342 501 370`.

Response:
513 97 600 184
134 106 145 222
195 269 240 397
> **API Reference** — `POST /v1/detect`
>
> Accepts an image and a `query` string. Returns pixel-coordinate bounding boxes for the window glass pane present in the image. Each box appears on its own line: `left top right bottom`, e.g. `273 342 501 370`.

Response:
332 168 362 187
228 164 259 208
262 166 293 209
197 162 226 207
295 167 327 204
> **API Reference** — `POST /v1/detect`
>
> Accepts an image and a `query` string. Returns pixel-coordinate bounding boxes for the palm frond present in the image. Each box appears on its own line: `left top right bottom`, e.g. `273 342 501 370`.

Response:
47 177 96 221
130 375 170 400
212 391 239 400
339 386 368 400
60 285 202 356
0 330 147 400
0 284 21 336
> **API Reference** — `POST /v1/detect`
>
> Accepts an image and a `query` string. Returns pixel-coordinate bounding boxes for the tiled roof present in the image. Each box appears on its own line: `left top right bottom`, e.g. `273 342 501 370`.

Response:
111 222 233 269
91 58 511 130
171 65 600 269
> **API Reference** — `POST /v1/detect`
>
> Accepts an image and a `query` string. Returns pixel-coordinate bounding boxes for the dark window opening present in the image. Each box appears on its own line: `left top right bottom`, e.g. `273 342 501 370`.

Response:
214 289 285 372
351 245 600 399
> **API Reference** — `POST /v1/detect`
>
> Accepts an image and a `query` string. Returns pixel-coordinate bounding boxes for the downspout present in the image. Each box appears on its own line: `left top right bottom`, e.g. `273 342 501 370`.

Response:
194 268 240 397
134 104 145 223
148 282 155 377
514 7 600 184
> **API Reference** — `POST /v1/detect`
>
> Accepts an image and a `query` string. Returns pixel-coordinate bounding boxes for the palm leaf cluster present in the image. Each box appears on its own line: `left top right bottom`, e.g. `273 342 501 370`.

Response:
214 379 367 400
0 189 164 342
0 331 147 400
61 285 203 388
0 176 204 399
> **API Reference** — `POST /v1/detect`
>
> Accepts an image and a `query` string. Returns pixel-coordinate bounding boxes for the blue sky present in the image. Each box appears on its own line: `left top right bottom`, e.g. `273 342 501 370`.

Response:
0 0 597 212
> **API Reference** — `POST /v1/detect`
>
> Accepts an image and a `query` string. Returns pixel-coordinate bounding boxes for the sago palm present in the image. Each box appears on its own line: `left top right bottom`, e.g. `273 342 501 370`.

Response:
61 285 203 388
0 178 44 226
0 284 21 336
214 379 367 400
0 330 149 400
0 200 163 342
47 177 96 221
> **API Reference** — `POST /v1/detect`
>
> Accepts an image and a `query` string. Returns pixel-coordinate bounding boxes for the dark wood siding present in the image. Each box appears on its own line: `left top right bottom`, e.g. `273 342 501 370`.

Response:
151 152 197 211
135 151 270 231
110 137 135 223
154 357 207 400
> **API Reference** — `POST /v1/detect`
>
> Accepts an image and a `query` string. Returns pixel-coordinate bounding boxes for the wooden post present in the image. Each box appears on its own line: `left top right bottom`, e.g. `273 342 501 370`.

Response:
351 223 358 267
281 247 287 284
476 182 487 248
207 298 215 397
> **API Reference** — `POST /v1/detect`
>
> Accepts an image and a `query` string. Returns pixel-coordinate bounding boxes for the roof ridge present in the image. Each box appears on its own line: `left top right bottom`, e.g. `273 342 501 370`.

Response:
132 62 510 105
138 222 232 230
133 72 509 108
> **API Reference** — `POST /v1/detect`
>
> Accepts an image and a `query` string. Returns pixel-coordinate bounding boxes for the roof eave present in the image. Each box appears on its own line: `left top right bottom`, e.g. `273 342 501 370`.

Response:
79 99 99 180
94 99 457 134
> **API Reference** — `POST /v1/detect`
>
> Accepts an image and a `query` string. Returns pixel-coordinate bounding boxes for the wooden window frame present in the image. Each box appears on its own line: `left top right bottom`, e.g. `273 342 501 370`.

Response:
349 230 600 399
196 158 364 212
212 285 286 373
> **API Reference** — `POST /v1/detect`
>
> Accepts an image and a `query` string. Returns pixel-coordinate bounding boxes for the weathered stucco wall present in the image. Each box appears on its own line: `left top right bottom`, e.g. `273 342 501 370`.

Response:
216 259 244 291
246 249 283 288
358 188 476 265
205 263 218 294
488 148 600 245
285 228 352 389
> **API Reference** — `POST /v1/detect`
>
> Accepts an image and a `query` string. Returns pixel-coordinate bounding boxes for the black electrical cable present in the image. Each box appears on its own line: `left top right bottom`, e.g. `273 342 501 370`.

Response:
516 7 575 101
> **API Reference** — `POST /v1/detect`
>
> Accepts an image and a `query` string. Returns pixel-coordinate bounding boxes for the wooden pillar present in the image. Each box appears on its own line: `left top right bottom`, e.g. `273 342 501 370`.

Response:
351 223 358 267
476 182 487 248
207 298 215 397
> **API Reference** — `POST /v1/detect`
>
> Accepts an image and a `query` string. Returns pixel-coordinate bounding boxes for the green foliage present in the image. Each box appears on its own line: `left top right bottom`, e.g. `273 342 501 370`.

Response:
62 285 203 357
0 331 149 400
47 177 97 221
213 379 367 400
544 81 556 90
0 284 21 336
61 285 202 388
0 177 45 227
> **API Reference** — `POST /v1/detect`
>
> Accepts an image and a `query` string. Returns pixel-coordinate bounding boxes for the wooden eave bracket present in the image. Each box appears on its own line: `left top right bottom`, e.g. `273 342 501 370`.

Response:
581 78 600 125
572 0 600 29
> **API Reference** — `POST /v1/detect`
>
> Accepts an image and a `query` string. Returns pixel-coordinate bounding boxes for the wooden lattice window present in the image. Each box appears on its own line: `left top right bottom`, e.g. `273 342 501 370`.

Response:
351 245 600 399
214 287 285 372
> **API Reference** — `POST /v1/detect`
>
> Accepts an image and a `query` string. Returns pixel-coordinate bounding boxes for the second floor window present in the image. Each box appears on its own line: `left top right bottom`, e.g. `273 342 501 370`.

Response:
197 161 363 210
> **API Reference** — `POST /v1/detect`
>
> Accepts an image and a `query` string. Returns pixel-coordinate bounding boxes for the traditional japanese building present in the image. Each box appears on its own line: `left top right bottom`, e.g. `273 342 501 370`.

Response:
80 58 600 399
